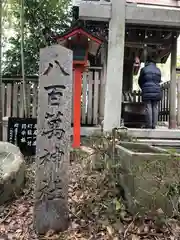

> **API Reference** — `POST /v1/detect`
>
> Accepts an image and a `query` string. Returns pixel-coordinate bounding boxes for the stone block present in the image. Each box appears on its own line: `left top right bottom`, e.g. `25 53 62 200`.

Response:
0 142 25 205
116 142 180 216
34 45 73 234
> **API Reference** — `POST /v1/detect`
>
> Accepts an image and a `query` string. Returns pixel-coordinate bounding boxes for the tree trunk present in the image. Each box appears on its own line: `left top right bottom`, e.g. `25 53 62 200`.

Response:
0 0 3 141
20 0 28 117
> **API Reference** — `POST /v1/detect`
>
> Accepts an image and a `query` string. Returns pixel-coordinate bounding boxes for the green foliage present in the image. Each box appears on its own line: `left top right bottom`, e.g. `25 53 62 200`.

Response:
177 54 180 68
3 0 72 75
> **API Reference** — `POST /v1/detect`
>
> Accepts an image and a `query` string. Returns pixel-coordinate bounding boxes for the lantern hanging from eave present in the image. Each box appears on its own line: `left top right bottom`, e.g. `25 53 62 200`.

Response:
56 26 103 148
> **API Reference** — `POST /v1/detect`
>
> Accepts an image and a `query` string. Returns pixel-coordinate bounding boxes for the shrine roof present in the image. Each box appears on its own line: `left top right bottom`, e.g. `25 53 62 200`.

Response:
54 24 105 44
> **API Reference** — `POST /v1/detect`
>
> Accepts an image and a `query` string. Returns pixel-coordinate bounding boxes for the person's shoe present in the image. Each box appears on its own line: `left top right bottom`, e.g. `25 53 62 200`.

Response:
152 126 156 129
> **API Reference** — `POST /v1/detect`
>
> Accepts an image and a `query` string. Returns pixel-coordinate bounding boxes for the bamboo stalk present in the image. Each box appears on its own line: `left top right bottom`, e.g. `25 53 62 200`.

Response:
0 0 3 141
20 0 28 117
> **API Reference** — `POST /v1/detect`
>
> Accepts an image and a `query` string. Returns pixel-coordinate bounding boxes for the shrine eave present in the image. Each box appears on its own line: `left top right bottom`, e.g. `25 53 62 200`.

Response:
55 26 104 44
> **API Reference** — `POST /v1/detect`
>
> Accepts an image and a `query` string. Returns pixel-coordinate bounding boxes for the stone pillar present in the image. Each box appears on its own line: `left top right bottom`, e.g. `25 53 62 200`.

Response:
103 0 125 132
169 36 177 129
34 45 73 234
99 44 107 123
123 61 133 92
177 75 180 126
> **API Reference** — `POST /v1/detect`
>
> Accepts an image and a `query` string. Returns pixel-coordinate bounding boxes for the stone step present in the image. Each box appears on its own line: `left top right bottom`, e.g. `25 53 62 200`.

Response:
125 128 180 140
137 139 180 146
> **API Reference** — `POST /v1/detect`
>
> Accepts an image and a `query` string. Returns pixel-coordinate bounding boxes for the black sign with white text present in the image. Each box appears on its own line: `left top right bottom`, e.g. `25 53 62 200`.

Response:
8 117 37 156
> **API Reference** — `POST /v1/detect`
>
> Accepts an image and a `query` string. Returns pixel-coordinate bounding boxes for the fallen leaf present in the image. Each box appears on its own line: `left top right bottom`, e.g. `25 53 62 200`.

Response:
131 234 140 240
115 198 121 211
106 226 114 236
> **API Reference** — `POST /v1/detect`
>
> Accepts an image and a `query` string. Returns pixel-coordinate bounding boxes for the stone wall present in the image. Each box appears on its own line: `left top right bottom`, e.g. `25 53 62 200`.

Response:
116 142 180 216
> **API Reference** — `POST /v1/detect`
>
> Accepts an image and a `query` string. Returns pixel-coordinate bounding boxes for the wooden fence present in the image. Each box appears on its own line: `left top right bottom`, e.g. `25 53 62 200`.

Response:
2 72 171 125
1 67 102 125
122 81 170 121
2 76 38 118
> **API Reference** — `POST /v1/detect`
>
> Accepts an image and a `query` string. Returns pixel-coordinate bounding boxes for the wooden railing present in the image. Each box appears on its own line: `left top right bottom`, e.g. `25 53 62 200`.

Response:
80 67 102 125
1 73 172 125
2 67 102 125
159 81 170 122
122 81 170 121
2 76 38 118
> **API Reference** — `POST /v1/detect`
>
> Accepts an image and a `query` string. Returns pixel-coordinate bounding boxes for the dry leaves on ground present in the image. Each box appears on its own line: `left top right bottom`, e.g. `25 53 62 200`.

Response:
0 150 180 239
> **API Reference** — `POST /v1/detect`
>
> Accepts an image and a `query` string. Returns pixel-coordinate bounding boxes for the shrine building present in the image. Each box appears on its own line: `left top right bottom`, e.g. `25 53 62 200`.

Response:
58 0 180 132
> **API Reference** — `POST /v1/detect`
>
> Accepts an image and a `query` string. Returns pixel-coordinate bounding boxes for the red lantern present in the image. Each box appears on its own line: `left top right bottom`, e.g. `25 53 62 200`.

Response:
56 26 103 148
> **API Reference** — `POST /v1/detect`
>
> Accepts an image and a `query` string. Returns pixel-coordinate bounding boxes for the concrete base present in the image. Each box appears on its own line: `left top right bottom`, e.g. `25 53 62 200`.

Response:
137 139 180 153
121 128 180 140
79 127 101 136
3 116 180 142
2 117 101 142
116 142 180 216
137 139 180 146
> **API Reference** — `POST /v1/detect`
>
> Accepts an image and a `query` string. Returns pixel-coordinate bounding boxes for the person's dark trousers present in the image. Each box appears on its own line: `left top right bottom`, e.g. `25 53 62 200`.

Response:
144 100 159 129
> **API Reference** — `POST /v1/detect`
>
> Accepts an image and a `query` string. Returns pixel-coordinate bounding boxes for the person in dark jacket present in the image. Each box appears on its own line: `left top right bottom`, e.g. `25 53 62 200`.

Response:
138 57 162 129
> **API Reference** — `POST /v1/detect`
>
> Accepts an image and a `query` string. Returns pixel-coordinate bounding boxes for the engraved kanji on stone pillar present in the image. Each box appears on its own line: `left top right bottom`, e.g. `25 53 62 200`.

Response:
34 45 73 234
